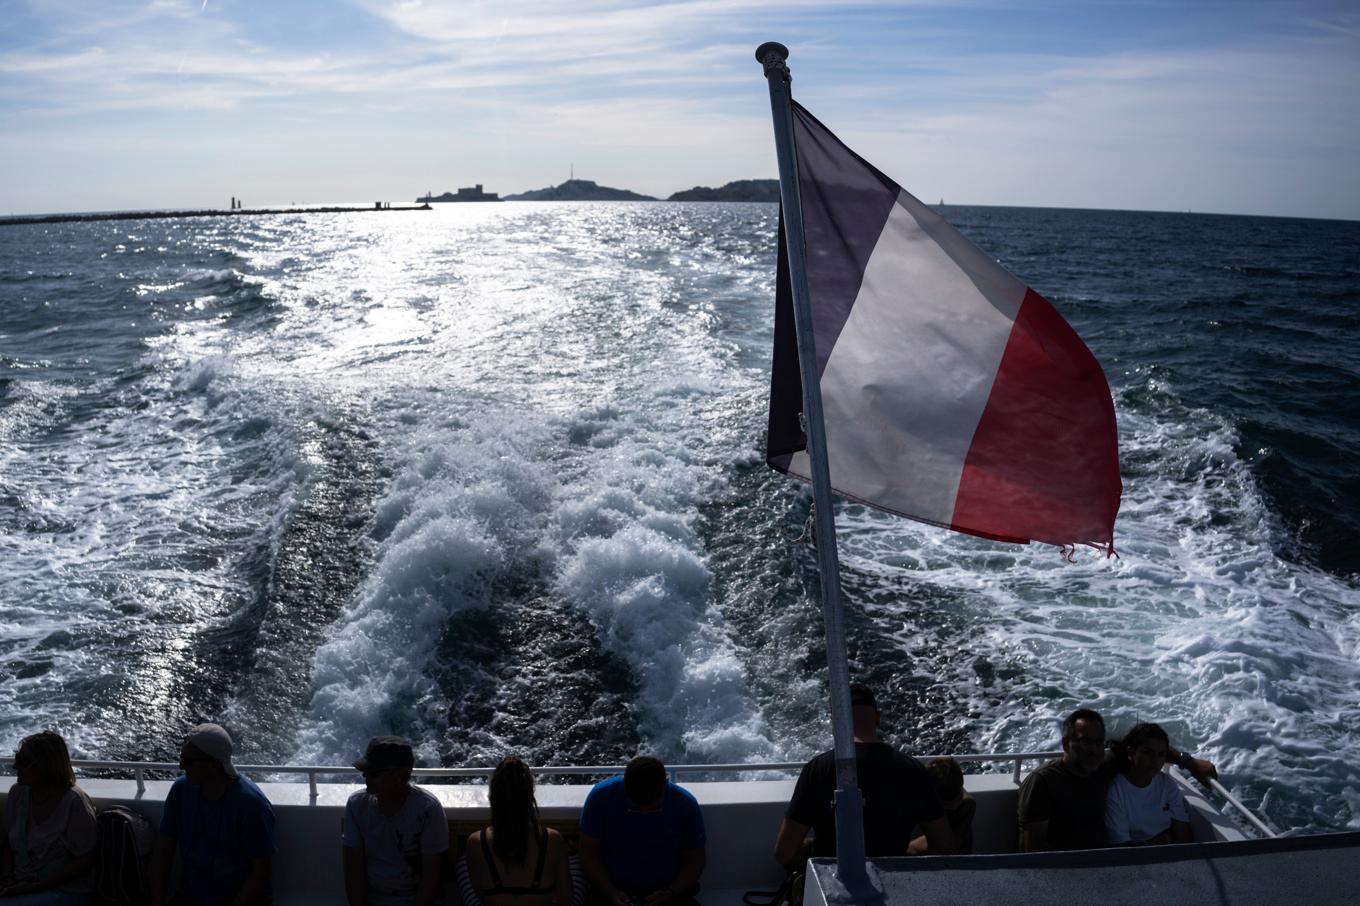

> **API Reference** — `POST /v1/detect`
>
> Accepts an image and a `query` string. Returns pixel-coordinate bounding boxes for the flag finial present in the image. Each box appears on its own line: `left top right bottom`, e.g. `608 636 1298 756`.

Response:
755 42 789 79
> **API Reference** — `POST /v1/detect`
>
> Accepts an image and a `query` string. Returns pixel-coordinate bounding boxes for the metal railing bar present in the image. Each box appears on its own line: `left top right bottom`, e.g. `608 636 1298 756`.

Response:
2 752 1281 839
1207 777 1278 838
1 753 1064 777
1 753 1064 779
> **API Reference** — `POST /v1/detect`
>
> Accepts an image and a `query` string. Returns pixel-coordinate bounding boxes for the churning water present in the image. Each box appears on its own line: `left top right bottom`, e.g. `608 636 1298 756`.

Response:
1 202 1357 834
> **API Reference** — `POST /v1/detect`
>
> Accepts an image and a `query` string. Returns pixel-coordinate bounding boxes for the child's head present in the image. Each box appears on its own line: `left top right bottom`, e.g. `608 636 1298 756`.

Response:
925 757 964 808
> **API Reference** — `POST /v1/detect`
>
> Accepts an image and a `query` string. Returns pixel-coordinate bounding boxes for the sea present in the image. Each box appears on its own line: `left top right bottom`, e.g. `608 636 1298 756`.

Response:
1 202 1357 836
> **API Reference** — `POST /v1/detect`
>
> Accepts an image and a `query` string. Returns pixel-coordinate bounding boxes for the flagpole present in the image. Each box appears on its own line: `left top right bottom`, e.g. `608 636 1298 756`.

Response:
755 41 876 901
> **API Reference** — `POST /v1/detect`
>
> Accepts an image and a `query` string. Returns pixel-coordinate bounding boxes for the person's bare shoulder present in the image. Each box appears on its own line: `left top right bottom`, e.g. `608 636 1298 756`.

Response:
466 830 486 865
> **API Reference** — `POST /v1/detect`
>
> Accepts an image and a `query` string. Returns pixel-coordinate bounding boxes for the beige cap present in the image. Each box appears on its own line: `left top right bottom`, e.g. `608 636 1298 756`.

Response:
183 723 238 778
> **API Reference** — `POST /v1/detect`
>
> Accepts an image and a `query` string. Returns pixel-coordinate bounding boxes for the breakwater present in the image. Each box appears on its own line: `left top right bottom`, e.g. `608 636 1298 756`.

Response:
0 204 432 227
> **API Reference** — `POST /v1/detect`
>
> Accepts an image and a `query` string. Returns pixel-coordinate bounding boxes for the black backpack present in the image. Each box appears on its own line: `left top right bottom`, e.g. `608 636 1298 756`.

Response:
95 804 156 906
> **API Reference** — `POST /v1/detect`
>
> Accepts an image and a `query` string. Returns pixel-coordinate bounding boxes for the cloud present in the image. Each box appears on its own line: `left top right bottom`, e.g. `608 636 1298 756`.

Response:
1 1 1357 217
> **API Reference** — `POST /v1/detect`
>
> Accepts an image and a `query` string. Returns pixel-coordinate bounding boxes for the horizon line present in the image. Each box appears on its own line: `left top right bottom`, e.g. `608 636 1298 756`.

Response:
3 198 1357 225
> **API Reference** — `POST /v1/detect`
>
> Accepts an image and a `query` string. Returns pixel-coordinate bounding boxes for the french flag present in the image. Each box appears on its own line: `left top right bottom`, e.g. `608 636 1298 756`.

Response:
767 102 1121 550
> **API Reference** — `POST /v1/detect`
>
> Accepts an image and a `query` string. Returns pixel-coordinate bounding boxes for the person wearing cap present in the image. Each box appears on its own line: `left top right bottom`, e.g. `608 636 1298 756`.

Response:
773 684 955 868
578 755 705 906
341 736 448 906
150 723 275 906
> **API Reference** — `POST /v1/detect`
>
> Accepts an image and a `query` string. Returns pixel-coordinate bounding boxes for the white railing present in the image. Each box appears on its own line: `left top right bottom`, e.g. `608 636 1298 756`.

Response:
1205 776 1279 838
0 752 1061 802
0 751 1277 838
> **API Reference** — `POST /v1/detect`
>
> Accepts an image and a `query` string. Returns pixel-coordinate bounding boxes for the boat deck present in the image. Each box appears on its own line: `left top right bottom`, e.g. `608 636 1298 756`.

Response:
2 755 1267 905
807 832 1360 906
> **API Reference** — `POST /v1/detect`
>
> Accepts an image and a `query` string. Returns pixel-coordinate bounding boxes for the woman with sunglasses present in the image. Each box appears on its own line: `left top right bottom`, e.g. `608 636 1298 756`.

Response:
457 756 575 906
0 730 98 904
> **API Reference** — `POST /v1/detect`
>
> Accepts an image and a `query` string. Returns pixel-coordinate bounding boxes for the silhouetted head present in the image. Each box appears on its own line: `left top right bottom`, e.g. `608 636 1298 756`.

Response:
624 755 668 810
1113 722 1170 780
354 736 415 797
180 723 237 780
14 730 76 790
849 683 882 740
490 755 539 865
925 757 965 808
1060 709 1106 775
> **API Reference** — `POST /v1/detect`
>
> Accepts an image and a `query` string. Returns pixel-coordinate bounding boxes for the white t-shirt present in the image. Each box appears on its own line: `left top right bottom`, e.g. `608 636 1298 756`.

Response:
2 784 98 893
341 785 449 905
1104 772 1189 844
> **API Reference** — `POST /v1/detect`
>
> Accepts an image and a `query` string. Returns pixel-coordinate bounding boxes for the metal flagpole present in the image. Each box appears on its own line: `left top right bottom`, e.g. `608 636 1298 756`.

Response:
755 41 876 901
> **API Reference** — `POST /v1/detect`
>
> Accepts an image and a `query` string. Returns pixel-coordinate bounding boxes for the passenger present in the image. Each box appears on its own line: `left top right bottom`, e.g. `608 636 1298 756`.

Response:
456 755 574 906
150 723 276 906
0 730 98 904
908 757 975 855
1105 723 1191 846
1017 709 1215 851
578 756 705 906
773 684 954 867
341 736 448 906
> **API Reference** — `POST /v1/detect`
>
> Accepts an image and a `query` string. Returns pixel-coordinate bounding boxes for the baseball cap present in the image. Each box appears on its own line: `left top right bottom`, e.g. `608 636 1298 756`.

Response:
353 736 415 774
183 723 238 779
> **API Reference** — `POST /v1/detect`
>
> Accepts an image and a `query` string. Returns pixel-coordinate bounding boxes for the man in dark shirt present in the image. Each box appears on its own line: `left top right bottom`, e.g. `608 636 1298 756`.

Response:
773 684 954 867
1017 708 1217 851
150 724 275 906
579 755 706 906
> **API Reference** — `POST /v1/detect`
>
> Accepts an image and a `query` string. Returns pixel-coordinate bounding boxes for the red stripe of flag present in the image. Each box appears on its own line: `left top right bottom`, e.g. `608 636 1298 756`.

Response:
950 289 1122 548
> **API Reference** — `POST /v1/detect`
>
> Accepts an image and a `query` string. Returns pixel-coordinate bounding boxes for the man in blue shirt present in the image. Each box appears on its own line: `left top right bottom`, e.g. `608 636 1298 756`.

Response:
579 756 705 906
151 723 275 906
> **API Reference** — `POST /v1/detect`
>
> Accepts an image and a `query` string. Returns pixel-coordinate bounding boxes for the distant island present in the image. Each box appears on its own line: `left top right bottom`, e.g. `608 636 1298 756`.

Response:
503 179 656 201
417 184 500 203
415 178 781 203
667 179 780 202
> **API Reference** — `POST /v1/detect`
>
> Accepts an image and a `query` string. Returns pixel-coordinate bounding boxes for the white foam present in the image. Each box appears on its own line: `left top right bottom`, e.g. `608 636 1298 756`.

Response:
550 425 778 764
293 420 554 766
0 350 303 754
831 386 1360 832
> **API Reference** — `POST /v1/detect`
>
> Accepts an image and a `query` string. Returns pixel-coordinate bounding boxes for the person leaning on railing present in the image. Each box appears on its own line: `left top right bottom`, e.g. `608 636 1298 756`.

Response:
0 730 98 904
1104 723 1192 847
1017 709 1216 852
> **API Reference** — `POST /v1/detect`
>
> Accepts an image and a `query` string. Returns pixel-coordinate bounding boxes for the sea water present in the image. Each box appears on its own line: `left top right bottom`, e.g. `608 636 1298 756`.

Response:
1 203 1357 835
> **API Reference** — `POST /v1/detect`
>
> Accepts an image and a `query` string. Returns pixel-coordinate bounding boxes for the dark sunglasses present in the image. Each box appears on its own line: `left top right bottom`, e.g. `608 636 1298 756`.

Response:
179 754 216 768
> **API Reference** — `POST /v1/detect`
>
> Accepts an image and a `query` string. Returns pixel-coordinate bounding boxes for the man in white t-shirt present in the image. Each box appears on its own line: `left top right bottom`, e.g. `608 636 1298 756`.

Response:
341 736 449 906
1104 723 1192 846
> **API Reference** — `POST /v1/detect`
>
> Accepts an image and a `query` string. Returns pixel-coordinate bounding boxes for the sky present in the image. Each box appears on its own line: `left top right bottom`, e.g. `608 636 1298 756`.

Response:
1 0 1358 219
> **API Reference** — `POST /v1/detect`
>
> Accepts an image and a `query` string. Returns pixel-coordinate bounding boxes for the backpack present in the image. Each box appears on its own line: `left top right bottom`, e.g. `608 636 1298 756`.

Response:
744 871 804 906
95 804 156 906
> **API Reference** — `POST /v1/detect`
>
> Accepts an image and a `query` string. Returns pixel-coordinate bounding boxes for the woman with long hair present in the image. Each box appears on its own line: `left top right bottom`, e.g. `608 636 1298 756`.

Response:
458 756 574 906
1105 722 1192 846
0 730 98 903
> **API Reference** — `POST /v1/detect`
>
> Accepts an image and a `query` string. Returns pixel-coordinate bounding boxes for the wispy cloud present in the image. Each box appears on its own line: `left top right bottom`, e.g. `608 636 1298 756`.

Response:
1 0 1357 217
